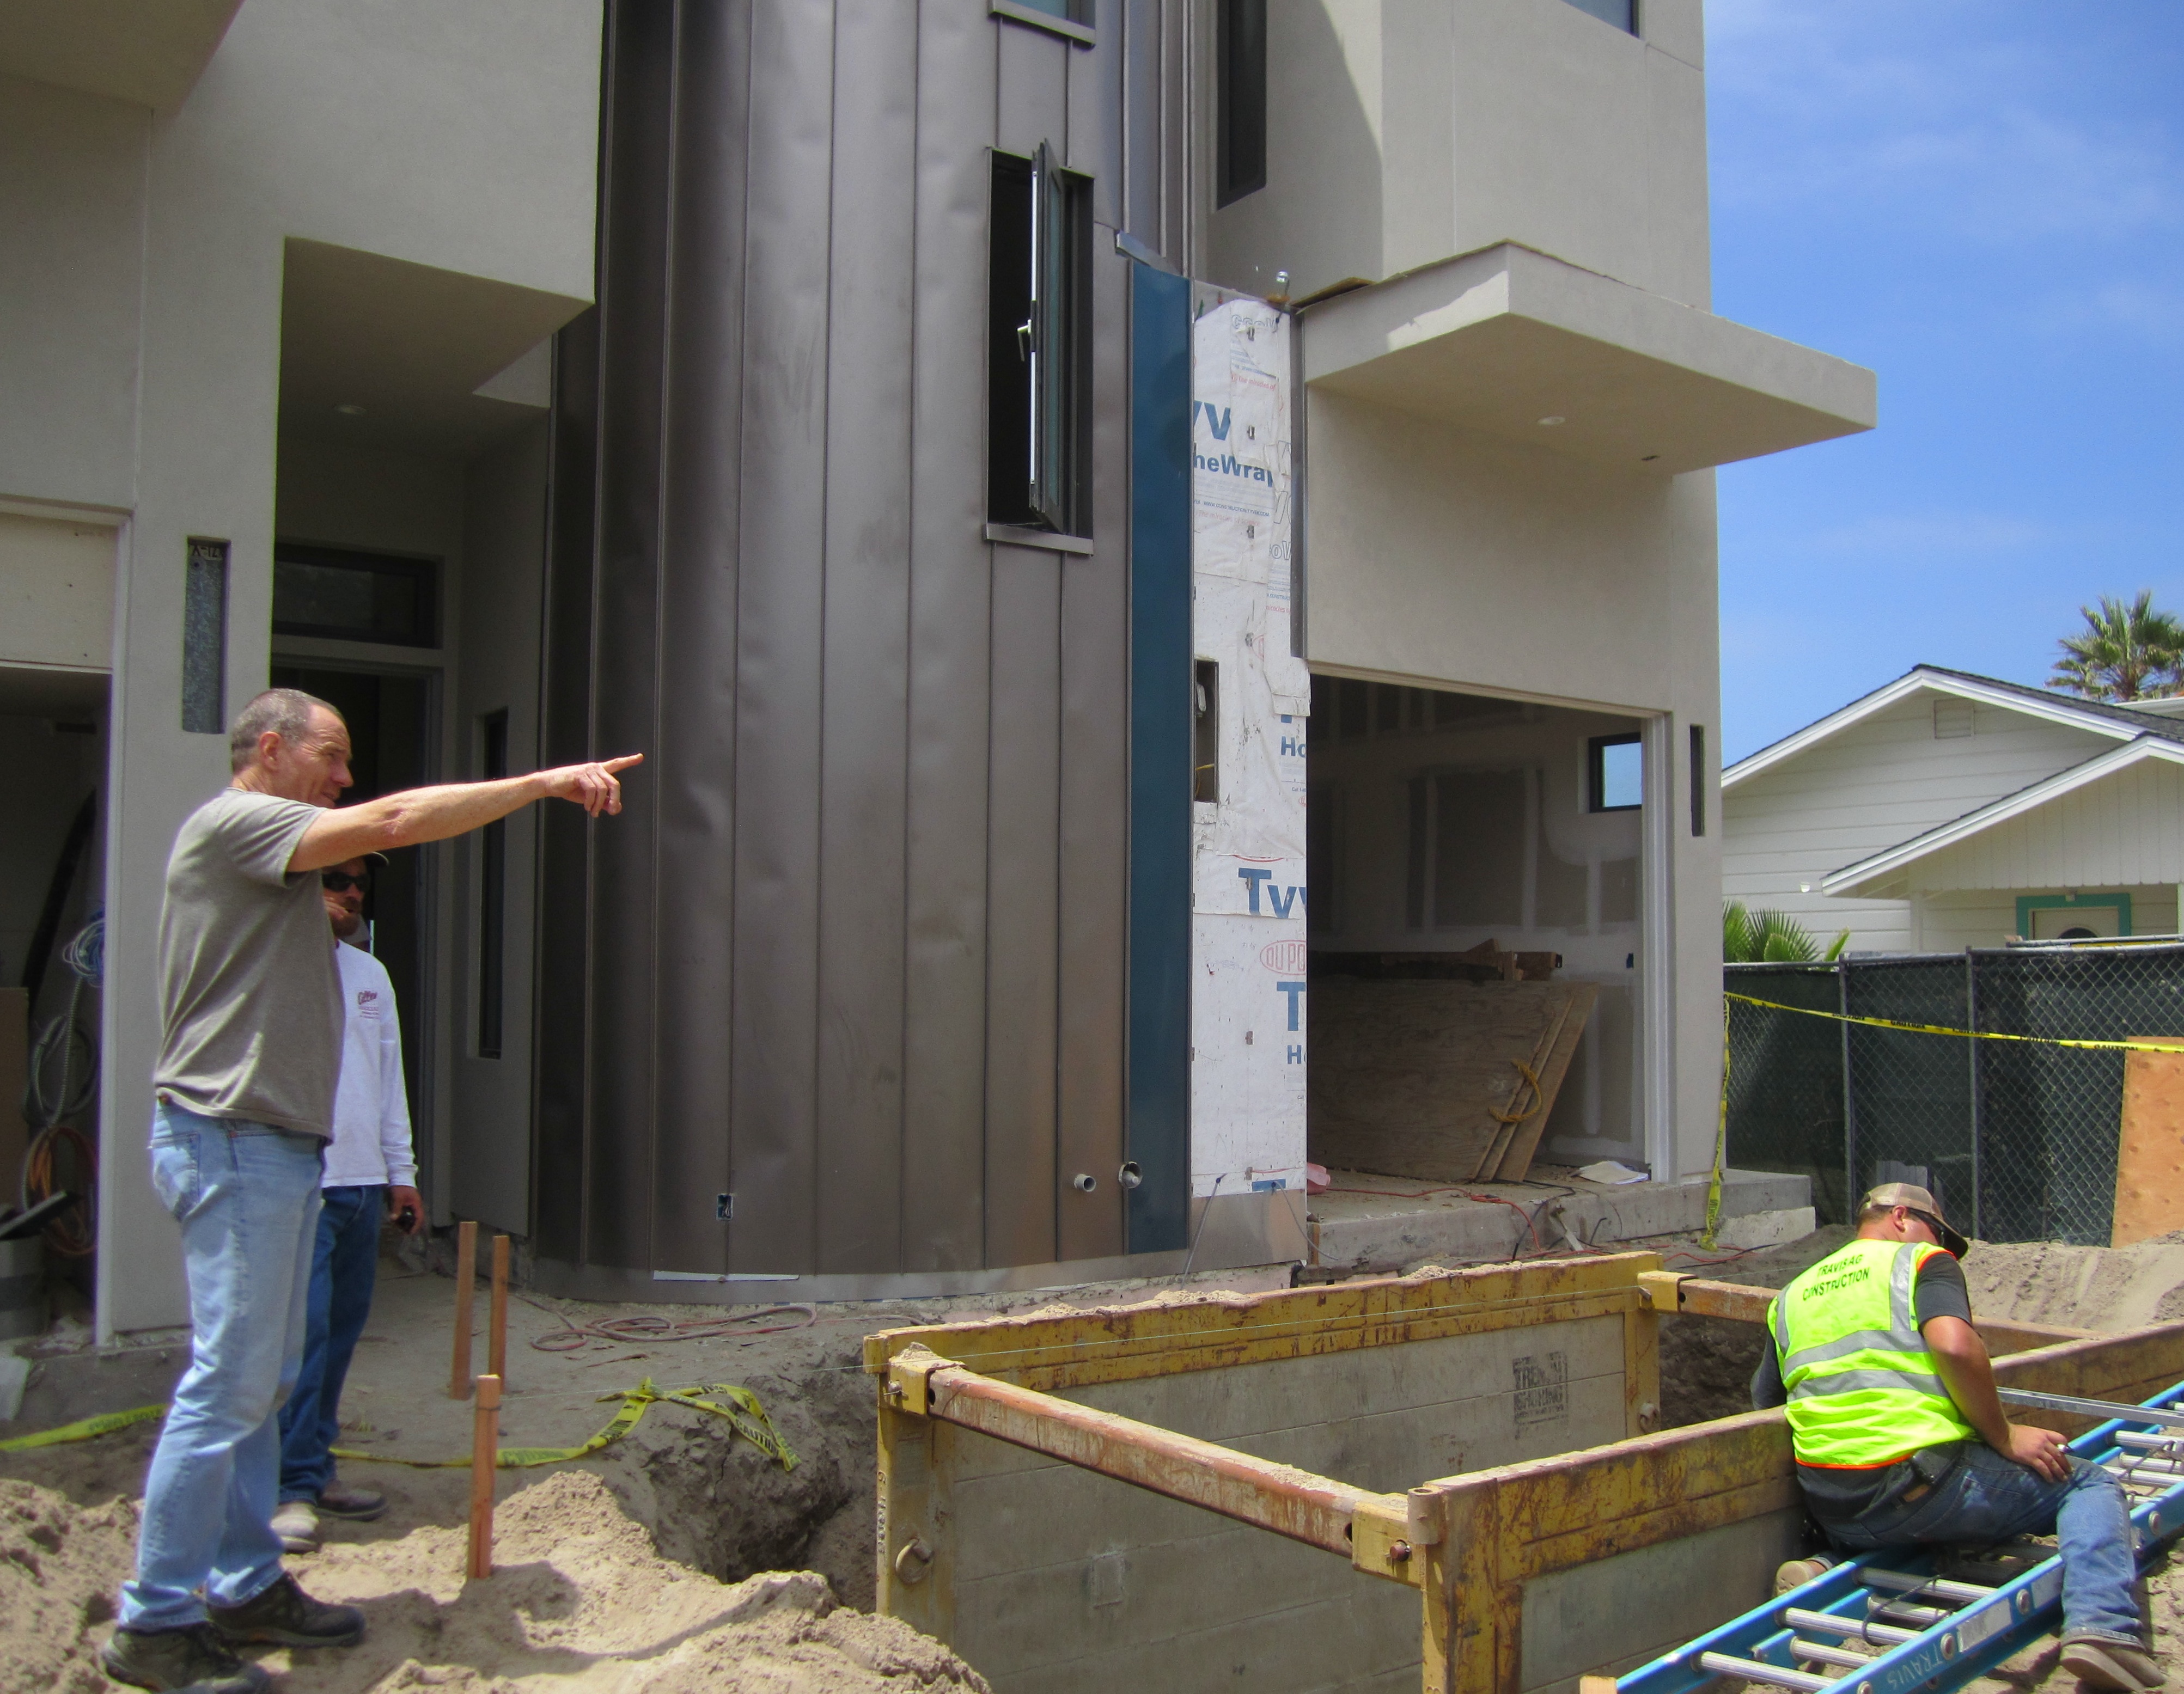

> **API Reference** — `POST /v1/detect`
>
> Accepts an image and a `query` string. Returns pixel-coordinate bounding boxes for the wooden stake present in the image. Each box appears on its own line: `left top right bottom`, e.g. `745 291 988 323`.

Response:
489 1233 510 1385
449 1219 476 1399
467 1372 501 1579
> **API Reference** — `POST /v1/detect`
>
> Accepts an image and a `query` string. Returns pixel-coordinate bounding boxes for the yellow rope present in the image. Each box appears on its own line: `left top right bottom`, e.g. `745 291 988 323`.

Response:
1487 1060 1544 1124
1723 990 2184 1053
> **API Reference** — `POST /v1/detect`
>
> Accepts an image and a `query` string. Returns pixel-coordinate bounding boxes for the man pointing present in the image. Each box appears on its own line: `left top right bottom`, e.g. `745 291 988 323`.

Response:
103 688 639 1694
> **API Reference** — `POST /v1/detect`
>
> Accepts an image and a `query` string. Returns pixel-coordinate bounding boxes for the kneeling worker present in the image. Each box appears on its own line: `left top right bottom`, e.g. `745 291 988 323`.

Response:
1754 1183 2163 1692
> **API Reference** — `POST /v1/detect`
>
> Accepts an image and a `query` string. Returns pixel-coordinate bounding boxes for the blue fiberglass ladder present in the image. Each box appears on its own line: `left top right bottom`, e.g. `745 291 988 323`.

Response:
1599 1382 2184 1694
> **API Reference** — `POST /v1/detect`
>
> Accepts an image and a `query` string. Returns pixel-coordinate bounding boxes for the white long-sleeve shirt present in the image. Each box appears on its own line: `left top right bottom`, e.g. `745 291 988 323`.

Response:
326 938 417 1189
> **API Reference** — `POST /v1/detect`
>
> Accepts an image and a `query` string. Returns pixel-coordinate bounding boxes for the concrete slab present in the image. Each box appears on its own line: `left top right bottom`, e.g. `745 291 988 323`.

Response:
1305 1167 1811 1273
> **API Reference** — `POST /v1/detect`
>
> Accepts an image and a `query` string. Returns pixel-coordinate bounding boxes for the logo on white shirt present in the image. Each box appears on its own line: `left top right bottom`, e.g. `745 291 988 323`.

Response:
356 989 385 1020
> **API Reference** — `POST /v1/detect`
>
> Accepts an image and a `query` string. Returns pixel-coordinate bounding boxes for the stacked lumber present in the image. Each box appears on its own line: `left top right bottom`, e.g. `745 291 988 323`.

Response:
1307 976 1596 1183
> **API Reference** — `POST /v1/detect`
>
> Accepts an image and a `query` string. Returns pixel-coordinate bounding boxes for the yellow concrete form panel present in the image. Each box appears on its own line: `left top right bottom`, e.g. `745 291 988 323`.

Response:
0 510 115 670
864 1252 1662 1393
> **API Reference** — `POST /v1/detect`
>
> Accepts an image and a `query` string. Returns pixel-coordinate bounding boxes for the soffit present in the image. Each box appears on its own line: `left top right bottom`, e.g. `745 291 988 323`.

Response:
0 0 241 110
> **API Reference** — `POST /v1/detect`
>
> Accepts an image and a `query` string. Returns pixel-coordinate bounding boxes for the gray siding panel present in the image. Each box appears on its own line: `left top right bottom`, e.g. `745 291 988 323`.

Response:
985 545 1064 1268
996 15 1070 158
729 0 836 1274
901 0 1001 1274
651 0 751 1274
815 3 920 1273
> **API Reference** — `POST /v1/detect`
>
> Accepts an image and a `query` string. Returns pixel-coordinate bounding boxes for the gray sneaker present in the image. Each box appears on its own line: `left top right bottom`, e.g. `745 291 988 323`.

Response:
2060 1635 2169 1692
98 1623 270 1693
208 1573 363 1649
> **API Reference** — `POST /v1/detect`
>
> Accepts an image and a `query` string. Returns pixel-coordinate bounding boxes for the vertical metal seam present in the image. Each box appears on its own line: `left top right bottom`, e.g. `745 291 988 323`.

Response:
896 0 924 1274
979 13 1000 1268
1839 961 1857 1210
579 4 620 1269
645 0 684 1277
811 0 841 1273
727 0 759 1272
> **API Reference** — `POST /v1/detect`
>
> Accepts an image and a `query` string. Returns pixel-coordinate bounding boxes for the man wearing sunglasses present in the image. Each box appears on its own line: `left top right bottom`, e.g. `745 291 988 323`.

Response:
107 688 640 1694
1754 1183 2160 1691
265 855 423 1556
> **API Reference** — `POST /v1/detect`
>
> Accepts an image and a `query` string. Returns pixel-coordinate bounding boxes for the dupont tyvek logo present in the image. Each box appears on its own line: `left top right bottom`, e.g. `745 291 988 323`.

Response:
1259 939 1307 973
1192 402 1233 440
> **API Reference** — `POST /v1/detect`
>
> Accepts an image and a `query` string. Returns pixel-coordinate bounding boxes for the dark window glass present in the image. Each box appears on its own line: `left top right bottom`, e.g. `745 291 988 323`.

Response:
988 145 1091 535
1193 660 1220 803
478 710 509 1060
273 543 438 647
1217 0 1267 206
1589 732 1643 812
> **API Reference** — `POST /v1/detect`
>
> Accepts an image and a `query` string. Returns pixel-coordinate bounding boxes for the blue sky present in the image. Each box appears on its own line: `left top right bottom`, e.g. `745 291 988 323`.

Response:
1707 0 2184 762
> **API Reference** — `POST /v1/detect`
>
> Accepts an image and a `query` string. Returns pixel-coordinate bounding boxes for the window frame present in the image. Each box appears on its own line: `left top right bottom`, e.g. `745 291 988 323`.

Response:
988 143 1093 537
272 541 440 649
1588 732 1644 814
1217 0 1268 207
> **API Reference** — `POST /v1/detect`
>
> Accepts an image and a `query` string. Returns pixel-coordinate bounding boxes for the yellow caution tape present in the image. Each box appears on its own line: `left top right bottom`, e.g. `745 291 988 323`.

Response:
1724 991 2184 1053
333 1378 796 1472
0 1401 166 1452
0 1379 794 1473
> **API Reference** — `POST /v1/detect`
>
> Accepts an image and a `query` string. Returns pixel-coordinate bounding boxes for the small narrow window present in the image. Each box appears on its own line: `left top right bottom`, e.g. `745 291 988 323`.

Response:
1688 724 1707 836
1217 0 1267 206
478 710 509 1060
987 143 1091 535
1589 733 1643 813
1193 660 1221 803
182 539 228 735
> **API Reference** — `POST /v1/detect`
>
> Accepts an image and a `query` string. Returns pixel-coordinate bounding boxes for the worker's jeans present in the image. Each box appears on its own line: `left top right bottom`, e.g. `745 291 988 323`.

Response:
1825 1442 2143 1646
120 1105 322 1631
277 1184 385 1502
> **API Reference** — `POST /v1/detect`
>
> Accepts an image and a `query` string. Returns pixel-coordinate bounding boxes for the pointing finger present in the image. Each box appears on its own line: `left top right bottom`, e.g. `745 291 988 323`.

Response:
602 753 645 773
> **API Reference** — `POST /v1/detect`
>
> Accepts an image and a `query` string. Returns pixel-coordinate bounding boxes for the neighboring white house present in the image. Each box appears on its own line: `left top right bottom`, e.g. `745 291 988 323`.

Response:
1723 666 2184 954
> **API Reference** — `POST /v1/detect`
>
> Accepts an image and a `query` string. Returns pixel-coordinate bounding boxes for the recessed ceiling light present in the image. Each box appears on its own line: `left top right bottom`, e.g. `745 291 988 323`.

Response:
1536 415 1565 427
334 402 366 417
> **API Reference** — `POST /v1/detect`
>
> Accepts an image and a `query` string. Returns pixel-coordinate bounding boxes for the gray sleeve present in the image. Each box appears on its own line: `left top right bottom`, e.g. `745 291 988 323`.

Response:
1752 1336 1787 1409
217 793 324 885
1914 1253 1973 1329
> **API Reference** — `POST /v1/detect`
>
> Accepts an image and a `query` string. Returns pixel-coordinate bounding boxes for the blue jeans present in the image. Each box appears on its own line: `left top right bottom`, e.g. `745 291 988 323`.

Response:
1825 1441 2143 1646
120 1104 323 1631
277 1184 383 1501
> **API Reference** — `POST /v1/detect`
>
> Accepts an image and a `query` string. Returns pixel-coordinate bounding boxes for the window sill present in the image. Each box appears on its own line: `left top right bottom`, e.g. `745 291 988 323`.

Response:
990 1 1095 45
985 522 1094 556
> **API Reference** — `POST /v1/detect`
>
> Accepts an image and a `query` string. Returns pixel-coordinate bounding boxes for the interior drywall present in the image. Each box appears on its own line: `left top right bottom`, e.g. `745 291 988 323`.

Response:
70 0 600 1336
1307 681 1648 1160
932 1313 1632 1694
0 513 117 672
1207 0 1708 308
1304 391 1724 1181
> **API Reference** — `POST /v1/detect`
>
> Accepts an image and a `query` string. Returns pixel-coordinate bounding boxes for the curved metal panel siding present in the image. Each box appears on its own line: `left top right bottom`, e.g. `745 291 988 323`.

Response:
539 0 1143 1281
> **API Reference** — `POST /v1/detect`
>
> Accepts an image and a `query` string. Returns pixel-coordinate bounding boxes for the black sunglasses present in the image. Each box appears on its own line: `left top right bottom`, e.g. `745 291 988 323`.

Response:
321 871 371 892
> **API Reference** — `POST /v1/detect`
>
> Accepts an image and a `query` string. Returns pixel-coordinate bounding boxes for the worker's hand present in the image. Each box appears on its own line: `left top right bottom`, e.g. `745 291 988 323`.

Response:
2003 1422 2071 1482
540 754 644 817
387 1185 425 1237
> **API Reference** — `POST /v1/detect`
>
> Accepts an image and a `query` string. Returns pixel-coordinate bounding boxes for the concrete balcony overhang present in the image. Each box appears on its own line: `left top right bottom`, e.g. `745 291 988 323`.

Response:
0 0 241 111
1299 243 1876 476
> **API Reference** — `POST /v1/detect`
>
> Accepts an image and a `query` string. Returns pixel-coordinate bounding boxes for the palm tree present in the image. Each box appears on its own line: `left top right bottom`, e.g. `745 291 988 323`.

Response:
2050 591 2184 702
1724 902 1849 964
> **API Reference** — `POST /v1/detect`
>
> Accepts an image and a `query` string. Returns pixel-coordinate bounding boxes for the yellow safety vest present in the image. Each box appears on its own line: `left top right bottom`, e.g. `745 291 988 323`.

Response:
1771 1237 1978 1469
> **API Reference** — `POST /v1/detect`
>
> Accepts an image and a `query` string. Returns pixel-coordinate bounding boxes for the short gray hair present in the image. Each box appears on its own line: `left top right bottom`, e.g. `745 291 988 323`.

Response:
229 688 340 773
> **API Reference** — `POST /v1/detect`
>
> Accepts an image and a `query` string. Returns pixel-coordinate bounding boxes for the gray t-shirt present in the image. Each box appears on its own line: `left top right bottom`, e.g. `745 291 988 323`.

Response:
154 788 343 1137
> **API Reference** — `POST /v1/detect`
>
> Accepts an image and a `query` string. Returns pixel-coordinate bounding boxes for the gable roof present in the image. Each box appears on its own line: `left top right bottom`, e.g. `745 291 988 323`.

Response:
1819 735 2184 897
1723 665 2184 790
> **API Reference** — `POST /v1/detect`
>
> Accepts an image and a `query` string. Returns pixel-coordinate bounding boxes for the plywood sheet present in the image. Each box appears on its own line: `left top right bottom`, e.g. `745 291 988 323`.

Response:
2114 1039 2184 1246
1309 979 1594 1182
1493 988 1597 1183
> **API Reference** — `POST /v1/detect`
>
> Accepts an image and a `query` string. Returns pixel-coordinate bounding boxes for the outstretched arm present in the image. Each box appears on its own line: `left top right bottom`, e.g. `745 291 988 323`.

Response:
1925 1315 2070 1481
289 755 643 872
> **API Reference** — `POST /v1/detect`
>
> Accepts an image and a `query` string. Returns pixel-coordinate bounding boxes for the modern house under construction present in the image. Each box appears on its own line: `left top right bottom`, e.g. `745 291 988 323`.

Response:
0 0 1873 1340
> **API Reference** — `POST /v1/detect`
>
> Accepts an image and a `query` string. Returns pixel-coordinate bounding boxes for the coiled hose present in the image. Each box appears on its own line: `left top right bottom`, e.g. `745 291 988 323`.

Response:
20 913 101 1256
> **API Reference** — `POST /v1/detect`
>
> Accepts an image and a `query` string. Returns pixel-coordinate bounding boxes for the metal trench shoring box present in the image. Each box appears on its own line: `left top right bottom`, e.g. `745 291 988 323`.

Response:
867 1252 1666 1694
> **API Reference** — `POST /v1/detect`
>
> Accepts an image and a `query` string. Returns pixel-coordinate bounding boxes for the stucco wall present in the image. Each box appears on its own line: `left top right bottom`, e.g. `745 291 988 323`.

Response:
1208 0 1709 307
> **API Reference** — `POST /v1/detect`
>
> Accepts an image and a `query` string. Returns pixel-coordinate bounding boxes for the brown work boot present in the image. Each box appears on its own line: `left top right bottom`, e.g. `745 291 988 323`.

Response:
2060 1635 2168 1692
99 1622 270 1692
208 1573 364 1648
314 1480 386 1521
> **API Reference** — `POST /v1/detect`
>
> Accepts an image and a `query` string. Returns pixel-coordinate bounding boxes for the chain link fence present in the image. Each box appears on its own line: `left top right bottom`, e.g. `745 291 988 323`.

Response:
1725 943 2184 1245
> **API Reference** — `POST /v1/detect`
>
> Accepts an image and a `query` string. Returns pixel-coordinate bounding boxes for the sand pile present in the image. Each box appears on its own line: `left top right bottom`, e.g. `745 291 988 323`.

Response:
0 1470 986 1694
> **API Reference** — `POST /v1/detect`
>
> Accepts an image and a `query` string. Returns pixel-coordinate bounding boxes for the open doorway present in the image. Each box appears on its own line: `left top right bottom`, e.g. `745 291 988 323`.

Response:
1305 677 1650 1182
268 664 435 1144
